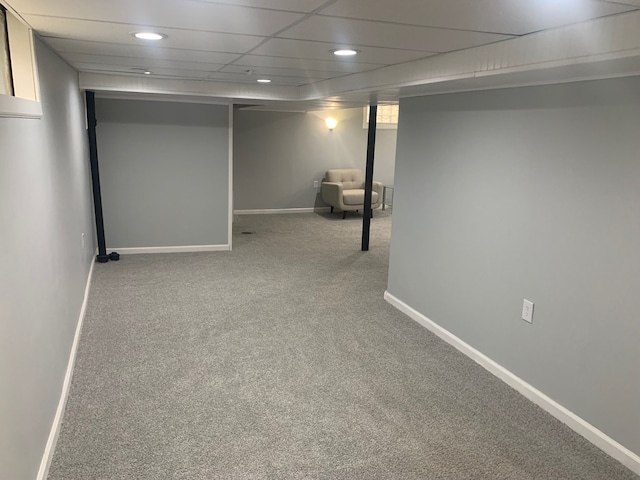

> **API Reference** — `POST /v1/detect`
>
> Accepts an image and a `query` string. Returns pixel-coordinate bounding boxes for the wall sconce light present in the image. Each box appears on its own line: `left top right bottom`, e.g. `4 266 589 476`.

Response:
326 117 338 130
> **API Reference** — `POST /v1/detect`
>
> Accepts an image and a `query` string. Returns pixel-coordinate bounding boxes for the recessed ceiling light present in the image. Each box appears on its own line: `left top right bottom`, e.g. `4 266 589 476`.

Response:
133 32 166 41
332 48 358 56
131 68 152 75
257 79 271 83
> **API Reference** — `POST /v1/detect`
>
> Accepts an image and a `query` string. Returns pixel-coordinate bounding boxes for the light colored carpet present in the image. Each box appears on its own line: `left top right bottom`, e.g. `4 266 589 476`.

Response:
49 211 638 479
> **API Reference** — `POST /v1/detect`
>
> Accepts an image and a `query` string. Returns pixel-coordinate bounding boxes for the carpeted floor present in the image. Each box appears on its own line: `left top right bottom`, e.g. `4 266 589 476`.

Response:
49 211 638 479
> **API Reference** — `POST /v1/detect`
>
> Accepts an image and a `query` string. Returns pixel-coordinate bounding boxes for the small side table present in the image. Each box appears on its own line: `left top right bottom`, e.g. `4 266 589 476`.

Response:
382 185 394 210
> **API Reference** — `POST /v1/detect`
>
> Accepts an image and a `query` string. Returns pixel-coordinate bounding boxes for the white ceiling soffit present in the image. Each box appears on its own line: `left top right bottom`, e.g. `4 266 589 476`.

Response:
92 90 392 113
80 72 301 102
397 54 640 98
4 0 639 104
300 10 640 100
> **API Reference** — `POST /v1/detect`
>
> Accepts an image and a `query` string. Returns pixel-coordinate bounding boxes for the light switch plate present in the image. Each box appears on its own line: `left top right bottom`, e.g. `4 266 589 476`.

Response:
522 299 534 323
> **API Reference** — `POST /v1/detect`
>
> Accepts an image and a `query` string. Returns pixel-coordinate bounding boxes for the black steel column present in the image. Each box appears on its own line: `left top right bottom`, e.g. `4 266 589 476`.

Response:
361 103 377 251
85 91 111 263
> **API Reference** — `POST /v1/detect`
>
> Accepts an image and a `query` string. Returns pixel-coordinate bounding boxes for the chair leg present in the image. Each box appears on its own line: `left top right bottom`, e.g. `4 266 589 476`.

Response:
330 206 334 213
342 211 347 219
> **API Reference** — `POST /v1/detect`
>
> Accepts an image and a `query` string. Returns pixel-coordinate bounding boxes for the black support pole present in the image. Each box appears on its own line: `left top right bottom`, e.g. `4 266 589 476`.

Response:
85 91 111 263
361 103 377 251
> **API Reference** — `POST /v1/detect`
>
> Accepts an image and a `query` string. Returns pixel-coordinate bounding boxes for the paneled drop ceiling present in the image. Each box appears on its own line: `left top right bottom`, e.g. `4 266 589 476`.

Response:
3 0 640 107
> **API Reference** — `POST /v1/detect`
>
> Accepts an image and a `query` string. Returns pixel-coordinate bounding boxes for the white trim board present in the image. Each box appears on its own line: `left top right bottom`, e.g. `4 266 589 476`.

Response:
383 291 640 476
37 258 96 480
0 94 42 118
234 207 331 215
108 245 230 254
94 91 231 106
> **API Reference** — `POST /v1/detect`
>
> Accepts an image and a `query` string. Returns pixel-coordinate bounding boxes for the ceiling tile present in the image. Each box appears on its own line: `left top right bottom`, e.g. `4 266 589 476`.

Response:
251 38 436 65
25 15 265 53
232 54 382 73
75 63 213 79
319 0 636 36
43 38 241 64
63 53 226 72
195 0 329 12
12 0 304 36
209 71 322 85
277 16 513 52
221 64 344 79
603 0 640 6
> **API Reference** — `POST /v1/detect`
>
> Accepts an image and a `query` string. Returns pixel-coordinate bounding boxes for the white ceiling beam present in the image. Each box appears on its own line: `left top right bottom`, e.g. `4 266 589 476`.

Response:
79 73 301 101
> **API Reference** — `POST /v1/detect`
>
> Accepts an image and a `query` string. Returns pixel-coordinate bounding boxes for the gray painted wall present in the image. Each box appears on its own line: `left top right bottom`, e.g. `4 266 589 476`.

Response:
233 107 396 210
388 77 640 456
96 99 229 248
0 39 95 479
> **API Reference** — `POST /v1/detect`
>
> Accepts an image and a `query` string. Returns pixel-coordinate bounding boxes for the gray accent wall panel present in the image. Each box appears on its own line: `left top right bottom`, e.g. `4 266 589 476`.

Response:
0 39 95 479
233 108 397 210
388 78 640 457
96 99 229 248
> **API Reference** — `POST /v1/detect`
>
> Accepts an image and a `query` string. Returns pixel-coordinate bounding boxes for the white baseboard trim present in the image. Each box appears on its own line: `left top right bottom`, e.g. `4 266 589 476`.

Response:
234 207 331 215
108 245 231 254
37 258 96 480
383 290 640 476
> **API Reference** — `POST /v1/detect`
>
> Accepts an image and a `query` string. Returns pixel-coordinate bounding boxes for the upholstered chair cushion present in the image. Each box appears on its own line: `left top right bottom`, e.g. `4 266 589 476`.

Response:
343 189 379 205
326 169 364 190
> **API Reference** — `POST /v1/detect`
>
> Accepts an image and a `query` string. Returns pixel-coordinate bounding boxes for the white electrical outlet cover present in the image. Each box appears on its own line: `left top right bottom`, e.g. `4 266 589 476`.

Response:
522 299 534 323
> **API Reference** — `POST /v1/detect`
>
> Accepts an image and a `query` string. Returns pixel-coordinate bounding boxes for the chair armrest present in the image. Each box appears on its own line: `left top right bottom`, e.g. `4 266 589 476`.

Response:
371 181 383 208
321 182 344 208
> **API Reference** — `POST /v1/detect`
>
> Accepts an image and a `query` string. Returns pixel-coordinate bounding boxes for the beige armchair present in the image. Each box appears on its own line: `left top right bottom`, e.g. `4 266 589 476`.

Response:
321 169 383 219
